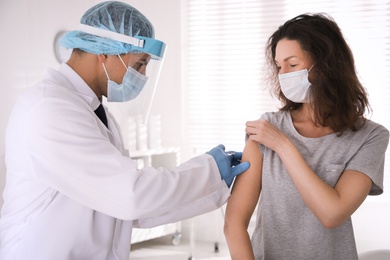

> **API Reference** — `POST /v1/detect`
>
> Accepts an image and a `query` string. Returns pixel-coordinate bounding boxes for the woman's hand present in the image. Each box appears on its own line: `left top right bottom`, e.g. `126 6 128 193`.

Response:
245 119 289 153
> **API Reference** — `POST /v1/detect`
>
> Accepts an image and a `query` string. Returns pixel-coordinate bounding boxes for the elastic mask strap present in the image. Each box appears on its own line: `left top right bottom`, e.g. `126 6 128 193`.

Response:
102 63 110 80
308 64 314 72
117 55 128 69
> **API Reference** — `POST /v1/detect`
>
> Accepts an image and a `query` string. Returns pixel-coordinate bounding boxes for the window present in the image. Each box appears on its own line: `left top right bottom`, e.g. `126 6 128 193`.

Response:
183 0 390 201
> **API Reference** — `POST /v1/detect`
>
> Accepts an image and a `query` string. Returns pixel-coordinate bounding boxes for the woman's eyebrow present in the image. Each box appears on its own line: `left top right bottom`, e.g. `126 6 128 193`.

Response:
283 55 297 62
275 55 298 63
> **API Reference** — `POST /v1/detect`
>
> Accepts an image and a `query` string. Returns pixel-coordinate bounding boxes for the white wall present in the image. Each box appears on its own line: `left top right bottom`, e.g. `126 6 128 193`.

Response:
353 199 390 253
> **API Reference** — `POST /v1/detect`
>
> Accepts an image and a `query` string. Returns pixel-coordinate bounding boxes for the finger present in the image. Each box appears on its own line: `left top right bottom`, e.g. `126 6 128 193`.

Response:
231 162 250 176
247 134 257 142
246 119 264 127
245 127 257 135
217 144 225 151
246 120 256 126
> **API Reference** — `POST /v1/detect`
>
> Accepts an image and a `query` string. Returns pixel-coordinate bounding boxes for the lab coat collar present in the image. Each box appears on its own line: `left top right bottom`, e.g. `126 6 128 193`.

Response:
58 63 101 110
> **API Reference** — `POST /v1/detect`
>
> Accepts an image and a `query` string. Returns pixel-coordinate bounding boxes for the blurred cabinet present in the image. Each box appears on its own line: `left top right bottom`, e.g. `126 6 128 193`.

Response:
130 147 180 169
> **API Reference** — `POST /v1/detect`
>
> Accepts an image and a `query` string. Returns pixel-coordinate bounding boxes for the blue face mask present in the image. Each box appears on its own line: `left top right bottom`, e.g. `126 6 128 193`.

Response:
103 55 149 102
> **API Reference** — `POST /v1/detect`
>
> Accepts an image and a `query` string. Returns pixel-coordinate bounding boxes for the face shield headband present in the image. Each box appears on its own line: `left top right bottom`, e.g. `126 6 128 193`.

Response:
78 24 166 59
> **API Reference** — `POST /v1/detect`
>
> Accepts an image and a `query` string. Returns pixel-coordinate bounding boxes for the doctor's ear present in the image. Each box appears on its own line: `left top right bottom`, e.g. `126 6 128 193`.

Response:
97 54 108 63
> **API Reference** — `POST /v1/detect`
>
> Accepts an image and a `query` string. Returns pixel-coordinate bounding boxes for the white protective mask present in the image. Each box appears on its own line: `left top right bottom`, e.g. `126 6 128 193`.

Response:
278 65 313 103
102 55 149 102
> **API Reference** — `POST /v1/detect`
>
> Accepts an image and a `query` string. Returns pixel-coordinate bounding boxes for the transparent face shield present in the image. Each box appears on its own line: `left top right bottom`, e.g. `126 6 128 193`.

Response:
128 52 164 123
78 24 166 124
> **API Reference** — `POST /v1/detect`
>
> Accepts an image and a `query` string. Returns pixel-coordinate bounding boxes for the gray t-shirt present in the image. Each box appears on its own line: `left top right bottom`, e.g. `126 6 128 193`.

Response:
251 111 389 260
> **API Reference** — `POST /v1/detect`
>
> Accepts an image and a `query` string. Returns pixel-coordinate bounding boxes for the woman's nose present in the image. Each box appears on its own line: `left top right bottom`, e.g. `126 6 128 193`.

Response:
279 67 287 74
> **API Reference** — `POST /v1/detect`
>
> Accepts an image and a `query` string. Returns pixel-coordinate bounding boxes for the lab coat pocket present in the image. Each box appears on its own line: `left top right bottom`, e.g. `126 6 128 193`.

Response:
320 164 346 188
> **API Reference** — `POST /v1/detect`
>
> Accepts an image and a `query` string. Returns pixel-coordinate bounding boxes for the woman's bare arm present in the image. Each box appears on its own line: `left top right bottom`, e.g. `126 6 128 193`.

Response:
224 139 263 259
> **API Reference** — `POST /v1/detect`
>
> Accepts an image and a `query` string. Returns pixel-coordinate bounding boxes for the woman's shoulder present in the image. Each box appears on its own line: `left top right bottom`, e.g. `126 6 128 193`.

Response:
362 119 389 137
344 119 390 147
359 119 389 135
260 110 290 123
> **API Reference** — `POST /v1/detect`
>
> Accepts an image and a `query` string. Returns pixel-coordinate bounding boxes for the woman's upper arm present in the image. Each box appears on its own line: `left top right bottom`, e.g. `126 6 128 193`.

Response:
225 140 263 227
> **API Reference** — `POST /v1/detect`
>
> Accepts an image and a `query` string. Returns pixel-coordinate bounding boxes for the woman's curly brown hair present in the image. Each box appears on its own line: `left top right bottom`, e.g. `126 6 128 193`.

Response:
266 13 370 135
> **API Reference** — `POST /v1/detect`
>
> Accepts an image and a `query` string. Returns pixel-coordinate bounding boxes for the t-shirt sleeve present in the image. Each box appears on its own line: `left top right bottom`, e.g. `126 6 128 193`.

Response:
257 112 273 155
345 124 389 195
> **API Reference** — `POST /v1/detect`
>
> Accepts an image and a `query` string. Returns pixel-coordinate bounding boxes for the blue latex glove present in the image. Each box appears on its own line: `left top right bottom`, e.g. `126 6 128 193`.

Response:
206 144 250 187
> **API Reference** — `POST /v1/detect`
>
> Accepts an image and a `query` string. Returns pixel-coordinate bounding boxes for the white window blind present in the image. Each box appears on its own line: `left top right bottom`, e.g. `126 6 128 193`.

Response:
183 0 390 201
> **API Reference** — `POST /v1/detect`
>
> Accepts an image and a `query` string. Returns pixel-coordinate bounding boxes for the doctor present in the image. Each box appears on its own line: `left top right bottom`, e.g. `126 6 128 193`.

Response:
0 1 249 259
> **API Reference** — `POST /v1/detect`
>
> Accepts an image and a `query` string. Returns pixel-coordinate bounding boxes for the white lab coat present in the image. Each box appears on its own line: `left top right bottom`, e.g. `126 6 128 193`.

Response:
0 64 230 260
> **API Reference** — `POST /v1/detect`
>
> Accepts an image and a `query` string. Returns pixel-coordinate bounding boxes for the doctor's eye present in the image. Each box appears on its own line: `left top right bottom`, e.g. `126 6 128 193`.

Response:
134 61 148 73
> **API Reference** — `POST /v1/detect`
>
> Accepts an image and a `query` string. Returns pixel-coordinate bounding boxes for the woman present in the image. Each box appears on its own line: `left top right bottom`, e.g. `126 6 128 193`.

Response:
224 13 389 260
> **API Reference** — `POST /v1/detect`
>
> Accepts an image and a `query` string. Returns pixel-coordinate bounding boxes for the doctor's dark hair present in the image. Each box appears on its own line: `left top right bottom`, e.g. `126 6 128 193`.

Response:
266 13 369 134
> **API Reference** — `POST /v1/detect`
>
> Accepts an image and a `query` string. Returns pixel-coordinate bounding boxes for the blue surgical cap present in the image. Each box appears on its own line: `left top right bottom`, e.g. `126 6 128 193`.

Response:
60 1 155 55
